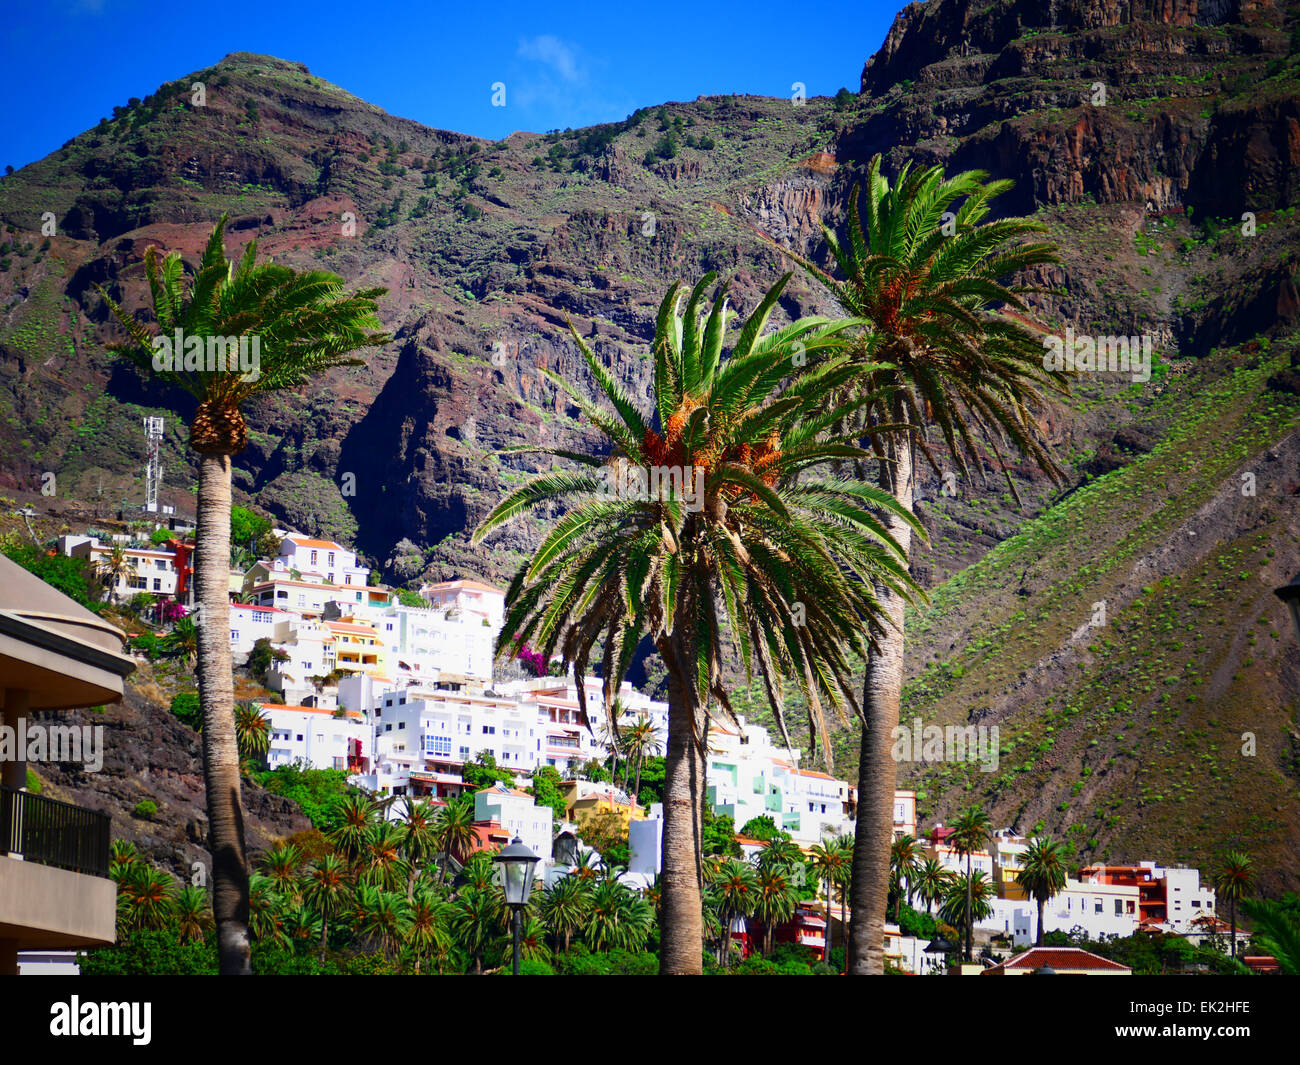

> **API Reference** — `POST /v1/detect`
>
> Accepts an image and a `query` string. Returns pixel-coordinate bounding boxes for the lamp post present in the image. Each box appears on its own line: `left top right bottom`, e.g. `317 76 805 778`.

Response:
1275 574 1300 653
495 835 540 976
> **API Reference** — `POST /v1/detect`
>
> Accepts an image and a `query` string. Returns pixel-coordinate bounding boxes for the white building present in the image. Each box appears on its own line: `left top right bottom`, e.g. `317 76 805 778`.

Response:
264 703 371 774
229 603 300 660
1153 865 1217 932
274 533 371 588
419 579 505 629
266 618 341 706
367 685 543 798
67 538 185 599
473 784 553 865
1044 877 1142 939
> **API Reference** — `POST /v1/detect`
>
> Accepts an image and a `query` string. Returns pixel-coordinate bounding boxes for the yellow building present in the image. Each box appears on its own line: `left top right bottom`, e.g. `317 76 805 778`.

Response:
323 619 386 679
562 779 645 829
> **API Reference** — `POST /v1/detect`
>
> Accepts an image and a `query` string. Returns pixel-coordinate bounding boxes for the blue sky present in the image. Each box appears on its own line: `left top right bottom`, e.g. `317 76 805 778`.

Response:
1 0 901 170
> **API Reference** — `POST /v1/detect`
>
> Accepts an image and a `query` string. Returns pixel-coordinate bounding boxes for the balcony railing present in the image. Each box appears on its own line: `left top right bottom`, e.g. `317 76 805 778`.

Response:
0 787 111 879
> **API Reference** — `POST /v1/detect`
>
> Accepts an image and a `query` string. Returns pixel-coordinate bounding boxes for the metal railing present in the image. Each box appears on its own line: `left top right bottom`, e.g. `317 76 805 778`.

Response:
0 786 111 878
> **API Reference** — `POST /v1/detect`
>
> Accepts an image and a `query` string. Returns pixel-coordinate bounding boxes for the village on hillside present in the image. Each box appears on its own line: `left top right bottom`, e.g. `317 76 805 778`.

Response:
37 506 1269 977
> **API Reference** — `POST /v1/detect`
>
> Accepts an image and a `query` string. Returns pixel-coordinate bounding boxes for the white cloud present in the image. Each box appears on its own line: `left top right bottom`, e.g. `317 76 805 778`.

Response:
517 35 584 84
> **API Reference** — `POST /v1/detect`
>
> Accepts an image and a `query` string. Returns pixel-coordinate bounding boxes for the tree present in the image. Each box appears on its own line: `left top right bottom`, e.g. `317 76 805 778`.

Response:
450 886 504 974
540 873 592 953
779 157 1063 974
257 841 303 904
705 857 757 968
622 716 661 800
1018 837 1069 947
1214 852 1256 957
889 834 923 922
912 857 951 918
461 751 513 790
164 616 200 664
808 841 850 962
526 765 567 823
405 884 453 974
300 853 349 959
740 815 781 842
939 871 995 939
234 701 270 764
397 797 437 899
1241 898 1300 974
752 868 799 956
949 806 992 961
174 885 213 943
246 636 288 683
100 215 388 974
328 791 379 871
430 798 477 885
473 273 919 974
94 545 133 605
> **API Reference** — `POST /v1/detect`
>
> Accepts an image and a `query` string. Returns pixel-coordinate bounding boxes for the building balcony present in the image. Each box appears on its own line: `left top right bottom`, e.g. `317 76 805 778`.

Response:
0 788 116 966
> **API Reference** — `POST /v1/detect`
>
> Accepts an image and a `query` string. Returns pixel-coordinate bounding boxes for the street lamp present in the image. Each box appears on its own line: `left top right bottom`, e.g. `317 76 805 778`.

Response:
1275 574 1300 650
495 835 540 976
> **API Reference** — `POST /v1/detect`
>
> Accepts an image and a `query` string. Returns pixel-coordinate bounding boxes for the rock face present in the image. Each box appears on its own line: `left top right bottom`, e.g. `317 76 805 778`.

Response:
32 672 311 881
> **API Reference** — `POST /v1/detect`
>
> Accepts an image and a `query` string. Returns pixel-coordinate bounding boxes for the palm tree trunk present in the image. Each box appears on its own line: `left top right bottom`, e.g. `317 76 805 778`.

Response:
659 648 704 975
195 452 251 975
319 915 329 961
848 431 913 975
965 854 974 962
825 878 834 964
1230 900 1237 957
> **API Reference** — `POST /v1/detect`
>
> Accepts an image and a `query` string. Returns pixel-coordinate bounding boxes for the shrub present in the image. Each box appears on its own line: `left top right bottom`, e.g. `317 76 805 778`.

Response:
169 690 202 730
133 800 157 820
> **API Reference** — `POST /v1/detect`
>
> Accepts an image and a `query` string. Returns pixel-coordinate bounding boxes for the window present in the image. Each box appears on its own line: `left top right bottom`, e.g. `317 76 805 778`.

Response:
482 725 495 735
231 630 239 642
328 552 335 565
155 559 166 570
310 550 318 565
153 578 162 591
1094 899 1103 914
1114 899 1123 916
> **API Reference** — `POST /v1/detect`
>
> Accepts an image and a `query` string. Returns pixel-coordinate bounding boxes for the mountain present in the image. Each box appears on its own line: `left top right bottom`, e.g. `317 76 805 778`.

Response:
1 0 1297 888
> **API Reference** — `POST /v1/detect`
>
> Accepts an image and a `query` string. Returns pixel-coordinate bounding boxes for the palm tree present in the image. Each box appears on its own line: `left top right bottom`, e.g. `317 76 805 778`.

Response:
117 864 176 932
757 835 804 875
1214 852 1256 957
247 874 287 948
301 853 350 960
450 886 505 974
808 841 850 962
473 273 921 974
164 616 200 664
1241 898 1300 974
939 870 995 943
328 792 378 871
778 157 1064 974
257 841 303 905
707 857 758 968
1018 837 1069 947
405 885 453 974
540 873 592 954
586 878 653 953
282 904 323 946
622 717 661 803
430 799 478 885
361 821 410 892
352 884 411 960
234 701 270 764
889 834 923 922
398 797 438 899
95 545 132 605
949 805 992 961
174 885 213 943
752 868 799 956
912 857 951 918
100 216 388 974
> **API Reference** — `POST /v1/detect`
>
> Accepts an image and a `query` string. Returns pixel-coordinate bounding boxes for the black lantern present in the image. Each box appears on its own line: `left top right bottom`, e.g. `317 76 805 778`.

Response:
1276 574 1300 651
494 835 540 975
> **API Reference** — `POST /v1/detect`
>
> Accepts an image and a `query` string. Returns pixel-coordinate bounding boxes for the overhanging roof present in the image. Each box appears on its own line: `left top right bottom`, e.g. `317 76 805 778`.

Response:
0 554 136 709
